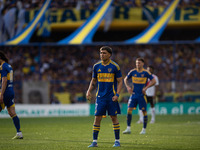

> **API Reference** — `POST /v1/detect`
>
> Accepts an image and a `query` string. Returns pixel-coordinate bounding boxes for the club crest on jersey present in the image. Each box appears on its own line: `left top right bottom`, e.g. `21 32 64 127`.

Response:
141 74 144 77
98 69 101 72
108 68 112 72
134 74 137 76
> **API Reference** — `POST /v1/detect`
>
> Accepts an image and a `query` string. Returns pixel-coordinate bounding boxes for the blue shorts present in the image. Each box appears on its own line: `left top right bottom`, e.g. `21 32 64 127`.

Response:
95 98 121 116
3 91 15 108
128 94 147 111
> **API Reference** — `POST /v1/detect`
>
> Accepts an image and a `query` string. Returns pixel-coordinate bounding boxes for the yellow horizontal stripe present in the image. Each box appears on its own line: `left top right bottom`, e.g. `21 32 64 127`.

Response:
113 128 120 130
136 0 179 43
93 127 100 129
98 73 114 82
132 77 147 84
69 0 112 44
93 129 100 131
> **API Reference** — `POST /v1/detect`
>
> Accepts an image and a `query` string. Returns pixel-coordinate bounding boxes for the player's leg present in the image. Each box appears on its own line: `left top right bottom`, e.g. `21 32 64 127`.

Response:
140 110 147 134
88 101 106 147
7 105 23 139
123 107 133 134
137 109 143 124
88 115 102 147
123 95 137 134
149 97 155 123
139 95 148 134
110 115 120 147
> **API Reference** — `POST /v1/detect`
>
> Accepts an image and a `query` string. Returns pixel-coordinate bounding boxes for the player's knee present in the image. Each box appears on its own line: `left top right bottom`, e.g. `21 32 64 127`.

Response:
110 115 118 122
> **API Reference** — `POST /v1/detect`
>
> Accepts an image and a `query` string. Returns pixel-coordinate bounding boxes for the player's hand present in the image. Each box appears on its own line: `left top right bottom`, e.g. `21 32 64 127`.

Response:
112 96 118 102
142 87 147 95
86 91 91 101
127 86 132 94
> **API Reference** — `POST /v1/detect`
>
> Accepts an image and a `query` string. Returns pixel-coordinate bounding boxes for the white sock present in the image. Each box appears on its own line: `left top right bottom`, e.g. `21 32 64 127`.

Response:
151 107 155 121
115 139 120 142
142 128 146 131
139 110 143 121
127 126 131 130
93 140 97 142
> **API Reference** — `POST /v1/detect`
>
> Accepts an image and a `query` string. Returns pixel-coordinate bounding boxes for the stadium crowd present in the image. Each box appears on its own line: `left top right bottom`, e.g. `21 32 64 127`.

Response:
1 43 200 104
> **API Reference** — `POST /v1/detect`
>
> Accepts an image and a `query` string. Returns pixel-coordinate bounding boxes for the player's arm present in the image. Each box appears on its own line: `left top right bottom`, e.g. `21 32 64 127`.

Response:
86 78 97 101
0 77 7 103
124 76 132 94
142 78 156 94
112 77 123 102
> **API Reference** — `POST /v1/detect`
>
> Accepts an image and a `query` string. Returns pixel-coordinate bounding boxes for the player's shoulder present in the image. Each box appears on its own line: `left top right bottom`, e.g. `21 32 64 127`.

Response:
110 60 120 70
143 69 151 75
128 68 137 74
2 62 9 69
93 61 101 68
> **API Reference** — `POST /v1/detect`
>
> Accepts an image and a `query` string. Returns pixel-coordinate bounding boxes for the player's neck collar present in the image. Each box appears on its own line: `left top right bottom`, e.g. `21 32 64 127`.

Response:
137 68 144 72
102 59 111 66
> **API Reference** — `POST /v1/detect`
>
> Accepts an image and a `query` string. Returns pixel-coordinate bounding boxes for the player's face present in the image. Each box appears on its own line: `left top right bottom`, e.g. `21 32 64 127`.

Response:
136 60 144 69
147 67 152 73
100 50 111 61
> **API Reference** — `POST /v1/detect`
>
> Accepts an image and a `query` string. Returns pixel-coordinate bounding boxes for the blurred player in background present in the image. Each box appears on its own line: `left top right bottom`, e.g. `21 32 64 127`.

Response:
86 46 123 147
137 65 159 124
123 58 156 135
0 51 23 139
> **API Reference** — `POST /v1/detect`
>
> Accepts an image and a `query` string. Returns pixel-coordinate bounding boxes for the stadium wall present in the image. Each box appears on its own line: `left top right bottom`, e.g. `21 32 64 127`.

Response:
0 103 200 118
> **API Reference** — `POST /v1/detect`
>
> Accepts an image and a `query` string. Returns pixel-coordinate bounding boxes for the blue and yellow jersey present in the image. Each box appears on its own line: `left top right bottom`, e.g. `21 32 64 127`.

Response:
92 60 122 100
127 68 153 95
0 62 14 94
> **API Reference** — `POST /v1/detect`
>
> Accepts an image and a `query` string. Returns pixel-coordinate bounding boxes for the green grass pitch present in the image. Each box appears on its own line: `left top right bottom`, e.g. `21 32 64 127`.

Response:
0 115 200 150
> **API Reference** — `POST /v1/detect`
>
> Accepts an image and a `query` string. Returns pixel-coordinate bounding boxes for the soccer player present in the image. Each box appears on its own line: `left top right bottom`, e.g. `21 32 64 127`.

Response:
137 65 159 124
86 46 123 147
0 51 23 139
122 58 156 135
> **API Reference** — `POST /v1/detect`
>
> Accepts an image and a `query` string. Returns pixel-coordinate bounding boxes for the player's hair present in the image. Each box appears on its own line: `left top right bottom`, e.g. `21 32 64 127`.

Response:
136 57 144 63
148 65 154 72
0 51 8 63
100 46 112 55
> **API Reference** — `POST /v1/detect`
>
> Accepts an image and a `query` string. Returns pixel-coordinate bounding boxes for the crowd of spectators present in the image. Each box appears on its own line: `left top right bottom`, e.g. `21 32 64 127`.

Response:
0 43 200 104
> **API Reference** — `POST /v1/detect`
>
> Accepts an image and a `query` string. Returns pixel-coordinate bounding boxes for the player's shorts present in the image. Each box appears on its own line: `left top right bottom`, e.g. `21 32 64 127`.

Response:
147 96 154 105
3 91 15 108
128 94 147 111
95 98 121 116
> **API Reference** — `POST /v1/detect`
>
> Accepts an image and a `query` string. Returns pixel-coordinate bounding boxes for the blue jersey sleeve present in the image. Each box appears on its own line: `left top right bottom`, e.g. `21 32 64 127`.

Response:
92 65 97 79
1 64 8 77
147 71 153 80
127 70 133 79
115 67 122 78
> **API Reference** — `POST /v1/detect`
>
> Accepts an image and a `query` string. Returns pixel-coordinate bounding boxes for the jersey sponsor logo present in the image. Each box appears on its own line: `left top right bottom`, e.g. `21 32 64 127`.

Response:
98 73 114 82
98 69 101 72
132 77 147 84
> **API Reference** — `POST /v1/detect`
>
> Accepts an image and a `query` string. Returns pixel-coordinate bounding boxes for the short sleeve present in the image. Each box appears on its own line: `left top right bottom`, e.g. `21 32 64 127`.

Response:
92 65 97 79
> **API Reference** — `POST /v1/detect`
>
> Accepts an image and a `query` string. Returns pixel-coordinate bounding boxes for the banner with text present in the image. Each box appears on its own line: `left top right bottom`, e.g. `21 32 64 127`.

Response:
0 104 89 118
25 6 200 29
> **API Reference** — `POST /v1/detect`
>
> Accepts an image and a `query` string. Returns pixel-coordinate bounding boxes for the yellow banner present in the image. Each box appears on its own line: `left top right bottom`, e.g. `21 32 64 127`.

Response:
26 6 200 30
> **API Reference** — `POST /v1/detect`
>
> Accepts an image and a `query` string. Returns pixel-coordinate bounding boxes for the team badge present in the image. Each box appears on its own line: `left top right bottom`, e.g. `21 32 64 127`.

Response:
98 69 101 72
134 74 137 76
108 68 112 72
141 74 144 77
